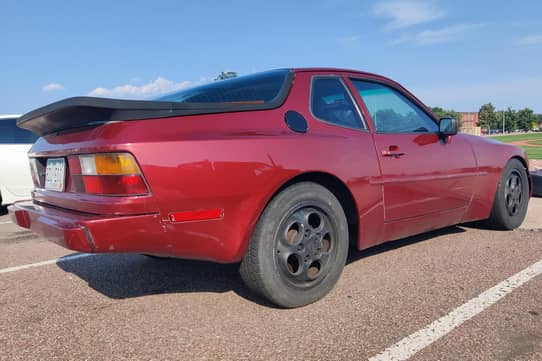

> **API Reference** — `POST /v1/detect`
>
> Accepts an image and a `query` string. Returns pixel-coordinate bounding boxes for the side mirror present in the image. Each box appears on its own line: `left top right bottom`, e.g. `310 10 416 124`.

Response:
439 117 458 136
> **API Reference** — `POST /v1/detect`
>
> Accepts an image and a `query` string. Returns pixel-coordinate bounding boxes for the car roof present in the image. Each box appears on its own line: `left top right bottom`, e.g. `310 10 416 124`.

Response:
293 67 387 78
292 67 404 89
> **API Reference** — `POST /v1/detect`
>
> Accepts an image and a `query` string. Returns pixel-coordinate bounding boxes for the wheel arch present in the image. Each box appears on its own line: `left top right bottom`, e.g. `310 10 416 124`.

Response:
485 156 531 216
263 171 359 247
511 156 532 195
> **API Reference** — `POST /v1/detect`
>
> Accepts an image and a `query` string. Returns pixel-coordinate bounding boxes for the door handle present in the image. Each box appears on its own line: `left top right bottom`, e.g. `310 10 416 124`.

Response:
381 145 405 158
381 150 405 157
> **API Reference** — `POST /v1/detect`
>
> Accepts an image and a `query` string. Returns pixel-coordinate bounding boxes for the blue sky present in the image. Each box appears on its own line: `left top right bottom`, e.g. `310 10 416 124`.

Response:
2 0 542 114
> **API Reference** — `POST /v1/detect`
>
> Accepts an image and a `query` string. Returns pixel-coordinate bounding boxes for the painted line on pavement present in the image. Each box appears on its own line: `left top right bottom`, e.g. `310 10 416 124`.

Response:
0 221 12 225
0 253 94 275
368 259 542 361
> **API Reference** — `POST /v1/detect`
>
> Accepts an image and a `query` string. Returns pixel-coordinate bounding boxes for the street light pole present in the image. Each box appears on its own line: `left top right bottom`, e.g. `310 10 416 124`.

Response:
502 111 505 133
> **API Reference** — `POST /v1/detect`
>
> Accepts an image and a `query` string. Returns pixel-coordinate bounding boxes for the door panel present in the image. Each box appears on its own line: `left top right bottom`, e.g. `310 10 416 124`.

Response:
373 133 476 221
348 78 477 222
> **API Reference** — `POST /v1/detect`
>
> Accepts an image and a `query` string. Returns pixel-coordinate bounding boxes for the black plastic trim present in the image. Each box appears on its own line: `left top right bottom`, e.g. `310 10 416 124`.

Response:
284 111 308 133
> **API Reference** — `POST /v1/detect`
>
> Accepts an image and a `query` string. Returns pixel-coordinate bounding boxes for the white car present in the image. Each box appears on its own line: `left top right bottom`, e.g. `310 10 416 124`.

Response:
0 114 38 205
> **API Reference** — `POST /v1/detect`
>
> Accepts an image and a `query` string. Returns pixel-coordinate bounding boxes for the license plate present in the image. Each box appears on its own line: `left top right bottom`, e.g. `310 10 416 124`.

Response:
45 158 66 191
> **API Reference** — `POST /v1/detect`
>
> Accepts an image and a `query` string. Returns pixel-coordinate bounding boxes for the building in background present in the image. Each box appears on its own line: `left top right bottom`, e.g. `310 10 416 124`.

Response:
459 112 481 135
460 112 479 128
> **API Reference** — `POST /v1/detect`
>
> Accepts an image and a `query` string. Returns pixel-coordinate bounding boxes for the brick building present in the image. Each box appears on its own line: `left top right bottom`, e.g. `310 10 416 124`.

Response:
459 112 481 135
459 112 479 128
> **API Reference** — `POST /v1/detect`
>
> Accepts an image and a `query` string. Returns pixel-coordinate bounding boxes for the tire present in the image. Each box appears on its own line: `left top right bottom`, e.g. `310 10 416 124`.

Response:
240 182 349 308
485 159 530 230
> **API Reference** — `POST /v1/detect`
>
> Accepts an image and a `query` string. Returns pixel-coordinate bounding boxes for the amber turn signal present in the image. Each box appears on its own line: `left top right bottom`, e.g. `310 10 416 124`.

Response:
79 153 140 175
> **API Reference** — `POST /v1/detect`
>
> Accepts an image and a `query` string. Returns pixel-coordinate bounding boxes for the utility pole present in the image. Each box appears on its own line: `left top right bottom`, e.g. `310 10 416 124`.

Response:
502 111 505 134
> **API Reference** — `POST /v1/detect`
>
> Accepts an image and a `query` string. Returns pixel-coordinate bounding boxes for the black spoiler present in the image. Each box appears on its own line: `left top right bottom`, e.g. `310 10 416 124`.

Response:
17 96 285 136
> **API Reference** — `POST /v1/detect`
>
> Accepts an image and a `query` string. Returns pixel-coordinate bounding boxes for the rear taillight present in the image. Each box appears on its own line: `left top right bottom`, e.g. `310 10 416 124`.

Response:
68 153 149 196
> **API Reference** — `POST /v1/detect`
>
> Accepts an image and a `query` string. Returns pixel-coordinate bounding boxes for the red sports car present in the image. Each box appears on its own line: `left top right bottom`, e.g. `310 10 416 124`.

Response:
9 68 531 307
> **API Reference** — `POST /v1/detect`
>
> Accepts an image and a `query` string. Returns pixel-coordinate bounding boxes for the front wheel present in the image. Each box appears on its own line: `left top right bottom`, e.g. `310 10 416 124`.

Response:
485 159 529 230
240 182 349 308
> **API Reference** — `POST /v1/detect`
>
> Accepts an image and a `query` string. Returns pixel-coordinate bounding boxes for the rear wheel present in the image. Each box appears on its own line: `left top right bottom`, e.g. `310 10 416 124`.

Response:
240 182 349 308
485 159 529 230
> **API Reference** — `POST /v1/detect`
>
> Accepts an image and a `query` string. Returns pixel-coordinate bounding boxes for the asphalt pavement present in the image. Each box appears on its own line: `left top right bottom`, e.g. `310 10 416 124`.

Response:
0 199 541 360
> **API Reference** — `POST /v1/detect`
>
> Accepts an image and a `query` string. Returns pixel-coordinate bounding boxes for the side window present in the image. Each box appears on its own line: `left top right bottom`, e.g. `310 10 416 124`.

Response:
311 77 364 130
351 80 438 133
0 118 39 144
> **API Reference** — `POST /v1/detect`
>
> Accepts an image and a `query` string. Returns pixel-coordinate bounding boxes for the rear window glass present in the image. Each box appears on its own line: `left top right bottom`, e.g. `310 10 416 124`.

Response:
0 118 39 144
156 69 290 104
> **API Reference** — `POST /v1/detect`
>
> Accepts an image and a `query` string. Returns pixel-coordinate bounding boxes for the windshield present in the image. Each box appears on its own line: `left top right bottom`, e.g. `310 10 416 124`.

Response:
156 69 291 104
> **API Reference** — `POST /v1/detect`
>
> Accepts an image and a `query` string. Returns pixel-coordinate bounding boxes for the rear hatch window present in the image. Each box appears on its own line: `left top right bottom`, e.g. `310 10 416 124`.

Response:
156 69 291 105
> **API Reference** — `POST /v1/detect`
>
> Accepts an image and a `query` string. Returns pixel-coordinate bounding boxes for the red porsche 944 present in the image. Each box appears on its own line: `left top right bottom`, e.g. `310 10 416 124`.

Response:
9 68 531 307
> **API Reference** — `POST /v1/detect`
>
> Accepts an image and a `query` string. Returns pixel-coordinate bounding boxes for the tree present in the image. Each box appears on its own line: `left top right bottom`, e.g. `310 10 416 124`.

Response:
516 108 534 131
502 107 518 132
478 103 498 130
431 107 462 129
215 71 238 81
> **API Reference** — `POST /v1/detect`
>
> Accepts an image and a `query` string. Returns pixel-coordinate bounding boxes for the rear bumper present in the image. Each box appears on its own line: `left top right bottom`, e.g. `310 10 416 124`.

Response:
8 201 164 254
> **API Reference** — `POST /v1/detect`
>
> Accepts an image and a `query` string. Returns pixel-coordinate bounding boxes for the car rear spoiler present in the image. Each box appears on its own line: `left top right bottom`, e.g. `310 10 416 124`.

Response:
17 96 285 136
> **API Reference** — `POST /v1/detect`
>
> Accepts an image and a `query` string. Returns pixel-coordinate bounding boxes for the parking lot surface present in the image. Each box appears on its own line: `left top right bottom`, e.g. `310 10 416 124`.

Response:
0 201 541 361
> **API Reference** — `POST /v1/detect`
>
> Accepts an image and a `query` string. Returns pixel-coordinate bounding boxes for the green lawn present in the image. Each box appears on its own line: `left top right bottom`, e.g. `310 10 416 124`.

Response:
488 133 542 143
523 147 542 160
488 133 542 160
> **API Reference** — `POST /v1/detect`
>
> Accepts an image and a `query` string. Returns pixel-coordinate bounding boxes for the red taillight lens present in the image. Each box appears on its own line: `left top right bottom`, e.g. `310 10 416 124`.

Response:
81 175 148 195
67 153 149 196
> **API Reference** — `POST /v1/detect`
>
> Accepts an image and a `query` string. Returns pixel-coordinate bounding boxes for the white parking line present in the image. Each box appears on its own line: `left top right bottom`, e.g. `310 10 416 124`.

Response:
368 259 542 361
0 253 94 275
0 221 12 225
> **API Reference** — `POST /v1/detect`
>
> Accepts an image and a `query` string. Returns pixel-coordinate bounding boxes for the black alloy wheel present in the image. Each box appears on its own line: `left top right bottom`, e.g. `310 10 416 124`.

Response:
275 206 337 289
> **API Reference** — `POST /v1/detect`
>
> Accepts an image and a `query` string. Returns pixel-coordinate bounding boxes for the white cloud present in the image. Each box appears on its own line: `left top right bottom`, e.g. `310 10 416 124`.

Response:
393 24 481 45
42 83 65 91
373 1 445 30
517 34 542 46
88 77 192 98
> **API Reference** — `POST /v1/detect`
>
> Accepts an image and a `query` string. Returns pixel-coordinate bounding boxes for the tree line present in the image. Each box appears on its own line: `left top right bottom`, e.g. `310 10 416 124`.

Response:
478 103 542 132
432 103 542 131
